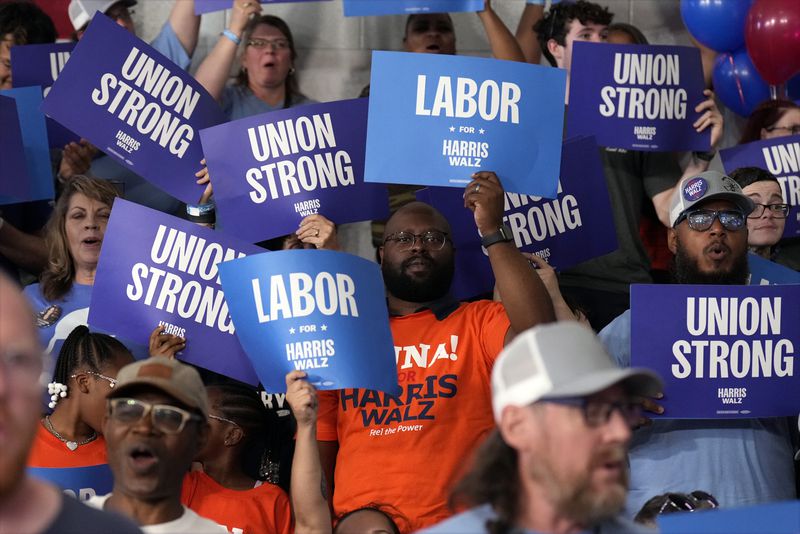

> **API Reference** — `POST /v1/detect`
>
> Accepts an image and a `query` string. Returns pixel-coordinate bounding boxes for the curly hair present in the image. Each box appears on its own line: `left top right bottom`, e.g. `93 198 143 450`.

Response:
449 430 521 534
40 176 120 302
234 15 302 109
738 99 800 145
534 0 614 67
0 1 56 46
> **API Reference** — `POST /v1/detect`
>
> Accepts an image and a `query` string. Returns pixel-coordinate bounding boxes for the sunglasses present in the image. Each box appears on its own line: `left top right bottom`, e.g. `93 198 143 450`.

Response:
108 398 204 434
675 209 746 232
657 491 719 515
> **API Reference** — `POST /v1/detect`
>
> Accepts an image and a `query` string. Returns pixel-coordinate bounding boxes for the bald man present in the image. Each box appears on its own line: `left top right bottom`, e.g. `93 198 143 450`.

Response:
0 274 141 534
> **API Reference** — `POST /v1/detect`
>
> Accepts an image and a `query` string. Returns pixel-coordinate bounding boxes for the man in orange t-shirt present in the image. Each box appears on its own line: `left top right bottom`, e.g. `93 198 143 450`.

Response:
317 172 555 532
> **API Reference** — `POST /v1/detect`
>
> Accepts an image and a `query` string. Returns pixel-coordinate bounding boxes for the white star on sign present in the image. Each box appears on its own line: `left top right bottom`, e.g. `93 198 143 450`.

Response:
289 327 296 334
449 126 455 132
321 324 328 331
479 128 485 134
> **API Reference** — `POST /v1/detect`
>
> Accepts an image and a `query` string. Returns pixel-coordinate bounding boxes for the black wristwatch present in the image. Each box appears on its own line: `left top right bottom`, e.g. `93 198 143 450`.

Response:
693 150 716 162
480 224 514 248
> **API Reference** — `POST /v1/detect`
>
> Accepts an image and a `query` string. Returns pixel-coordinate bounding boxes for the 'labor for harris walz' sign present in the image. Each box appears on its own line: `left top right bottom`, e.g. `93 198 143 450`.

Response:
631 284 800 419
41 13 225 205
567 42 708 152
365 51 566 198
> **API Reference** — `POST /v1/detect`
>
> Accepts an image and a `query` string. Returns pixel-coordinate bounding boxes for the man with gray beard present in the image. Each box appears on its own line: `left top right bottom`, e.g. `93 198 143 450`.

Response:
422 322 661 534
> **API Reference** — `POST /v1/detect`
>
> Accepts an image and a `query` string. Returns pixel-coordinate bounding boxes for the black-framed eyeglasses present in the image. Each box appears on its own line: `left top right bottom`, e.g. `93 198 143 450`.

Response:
748 203 789 219
543 397 642 428
675 209 746 232
383 230 449 251
108 398 204 434
247 38 290 50
764 125 800 136
657 491 719 515
106 5 134 22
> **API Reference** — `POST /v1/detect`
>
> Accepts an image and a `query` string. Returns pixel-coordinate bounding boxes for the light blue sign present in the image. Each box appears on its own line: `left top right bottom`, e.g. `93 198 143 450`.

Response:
631 284 800 419
344 0 482 16
28 464 114 501
0 87 54 204
219 250 399 395
659 500 800 533
748 253 800 285
365 51 566 197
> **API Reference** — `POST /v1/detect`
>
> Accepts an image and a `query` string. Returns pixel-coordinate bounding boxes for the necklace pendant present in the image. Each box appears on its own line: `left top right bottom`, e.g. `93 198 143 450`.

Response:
66 441 78 451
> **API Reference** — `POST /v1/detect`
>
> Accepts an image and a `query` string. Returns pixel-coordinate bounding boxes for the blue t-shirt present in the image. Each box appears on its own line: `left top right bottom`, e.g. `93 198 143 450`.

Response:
599 310 796 516
220 85 314 121
419 504 653 534
25 282 93 358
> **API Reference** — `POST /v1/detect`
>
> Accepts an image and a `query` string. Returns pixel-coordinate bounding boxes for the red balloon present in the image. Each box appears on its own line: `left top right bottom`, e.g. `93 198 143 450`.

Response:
745 0 800 85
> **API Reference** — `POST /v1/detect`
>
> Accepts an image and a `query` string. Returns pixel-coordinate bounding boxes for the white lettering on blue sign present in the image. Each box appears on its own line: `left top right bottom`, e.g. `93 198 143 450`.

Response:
415 75 521 124
252 272 359 322
598 53 686 120
669 297 795 379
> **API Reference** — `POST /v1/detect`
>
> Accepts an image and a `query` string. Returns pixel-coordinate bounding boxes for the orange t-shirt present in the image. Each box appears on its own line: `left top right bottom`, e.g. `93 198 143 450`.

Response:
181 471 293 534
317 301 510 532
27 422 108 467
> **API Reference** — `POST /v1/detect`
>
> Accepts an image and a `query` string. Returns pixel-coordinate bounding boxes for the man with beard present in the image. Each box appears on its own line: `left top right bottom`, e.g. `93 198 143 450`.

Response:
422 322 661 534
86 357 226 533
317 172 555 532
600 170 797 514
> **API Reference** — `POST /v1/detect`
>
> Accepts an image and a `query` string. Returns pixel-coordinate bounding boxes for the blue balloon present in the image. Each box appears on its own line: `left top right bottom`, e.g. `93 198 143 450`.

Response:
681 0 753 52
712 48 770 117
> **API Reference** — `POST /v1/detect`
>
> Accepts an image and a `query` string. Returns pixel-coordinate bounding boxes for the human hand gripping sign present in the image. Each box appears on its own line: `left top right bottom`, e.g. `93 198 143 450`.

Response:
148 324 185 359
463 171 505 236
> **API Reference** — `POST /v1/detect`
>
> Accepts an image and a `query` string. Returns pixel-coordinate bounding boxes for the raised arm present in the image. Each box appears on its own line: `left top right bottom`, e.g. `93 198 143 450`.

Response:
464 172 555 344
168 0 201 57
477 0 526 62
194 1 262 101
286 371 332 534
515 1 545 64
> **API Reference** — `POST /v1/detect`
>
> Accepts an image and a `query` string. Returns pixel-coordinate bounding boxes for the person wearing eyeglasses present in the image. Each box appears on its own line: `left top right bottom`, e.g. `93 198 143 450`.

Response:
316 173 555 532
27 325 134 471
729 167 790 262
0 274 143 534
739 99 800 145
195 1 312 121
86 356 227 533
599 170 797 515
420 322 662 534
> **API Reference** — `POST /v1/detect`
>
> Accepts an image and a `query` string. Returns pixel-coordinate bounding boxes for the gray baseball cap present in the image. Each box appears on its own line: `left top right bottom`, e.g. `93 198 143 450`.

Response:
669 170 755 228
491 323 662 422
69 0 137 31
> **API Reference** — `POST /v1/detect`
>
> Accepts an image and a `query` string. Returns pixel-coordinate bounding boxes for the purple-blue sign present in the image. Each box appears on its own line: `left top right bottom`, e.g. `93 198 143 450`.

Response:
195 0 330 14
0 87 54 205
365 51 566 197
0 95 31 202
631 284 800 418
10 42 80 148
219 250 399 395
41 14 225 205
659 500 800 533
720 135 800 238
567 42 708 152
200 98 388 243
748 253 800 285
416 136 617 298
344 0 482 16
88 198 261 385
28 464 114 501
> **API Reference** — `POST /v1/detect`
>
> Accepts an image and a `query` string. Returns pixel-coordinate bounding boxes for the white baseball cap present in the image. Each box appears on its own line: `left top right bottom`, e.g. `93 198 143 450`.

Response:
491 323 663 422
68 0 136 31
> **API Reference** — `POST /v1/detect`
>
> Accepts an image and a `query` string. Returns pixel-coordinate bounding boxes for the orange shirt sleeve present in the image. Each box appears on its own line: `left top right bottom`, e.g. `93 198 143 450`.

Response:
316 390 339 442
476 301 512 367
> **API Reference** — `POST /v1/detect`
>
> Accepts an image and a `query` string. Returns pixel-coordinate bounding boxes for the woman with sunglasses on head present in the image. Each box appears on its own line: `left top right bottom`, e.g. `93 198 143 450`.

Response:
27 325 135 469
730 167 790 262
194 1 312 121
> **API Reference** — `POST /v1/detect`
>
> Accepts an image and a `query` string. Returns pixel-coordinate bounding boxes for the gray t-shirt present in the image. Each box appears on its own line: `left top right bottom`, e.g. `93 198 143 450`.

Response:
559 147 680 293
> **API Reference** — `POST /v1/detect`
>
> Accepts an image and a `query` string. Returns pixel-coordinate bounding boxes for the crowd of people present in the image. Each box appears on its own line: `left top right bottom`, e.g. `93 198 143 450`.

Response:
0 0 798 533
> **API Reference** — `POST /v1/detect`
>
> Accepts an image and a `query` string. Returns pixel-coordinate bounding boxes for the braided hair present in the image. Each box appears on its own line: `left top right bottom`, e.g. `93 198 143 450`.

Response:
52 325 132 387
